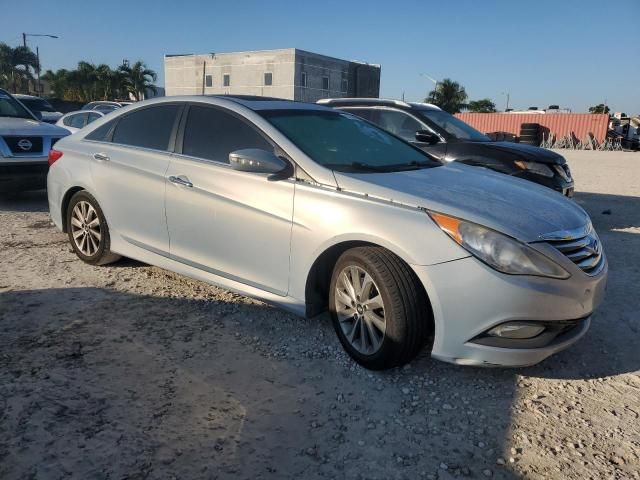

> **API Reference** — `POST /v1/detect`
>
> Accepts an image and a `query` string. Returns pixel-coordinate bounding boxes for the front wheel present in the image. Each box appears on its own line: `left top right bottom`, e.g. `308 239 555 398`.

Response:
66 191 120 265
329 247 431 370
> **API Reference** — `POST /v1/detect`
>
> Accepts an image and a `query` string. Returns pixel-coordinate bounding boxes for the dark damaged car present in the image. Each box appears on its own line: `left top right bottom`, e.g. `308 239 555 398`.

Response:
319 98 574 197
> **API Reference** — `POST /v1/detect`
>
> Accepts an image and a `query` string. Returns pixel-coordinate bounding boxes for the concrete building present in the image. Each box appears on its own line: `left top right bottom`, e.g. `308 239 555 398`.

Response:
164 48 380 102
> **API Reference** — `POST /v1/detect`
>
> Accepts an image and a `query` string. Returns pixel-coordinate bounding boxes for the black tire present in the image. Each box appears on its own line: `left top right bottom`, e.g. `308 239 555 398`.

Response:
329 246 431 370
66 191 120 266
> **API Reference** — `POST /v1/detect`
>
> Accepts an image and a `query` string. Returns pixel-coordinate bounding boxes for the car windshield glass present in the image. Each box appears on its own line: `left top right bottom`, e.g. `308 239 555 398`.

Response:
260 110 440 173
19 98 56 112
0 93 34 119
415 109 490 142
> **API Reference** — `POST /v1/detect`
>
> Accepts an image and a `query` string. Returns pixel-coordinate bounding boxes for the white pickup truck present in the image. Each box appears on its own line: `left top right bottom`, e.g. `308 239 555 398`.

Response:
0 89 69 192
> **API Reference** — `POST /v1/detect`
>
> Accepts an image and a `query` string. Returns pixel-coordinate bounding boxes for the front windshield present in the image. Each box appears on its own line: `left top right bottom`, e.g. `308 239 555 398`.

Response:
416 109 490 142
0 93 35 119
19 98 56 112
260 110 440 173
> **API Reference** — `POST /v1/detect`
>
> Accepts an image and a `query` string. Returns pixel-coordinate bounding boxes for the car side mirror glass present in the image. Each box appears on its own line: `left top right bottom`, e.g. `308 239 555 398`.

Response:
415 130 440 145
229 148 289 175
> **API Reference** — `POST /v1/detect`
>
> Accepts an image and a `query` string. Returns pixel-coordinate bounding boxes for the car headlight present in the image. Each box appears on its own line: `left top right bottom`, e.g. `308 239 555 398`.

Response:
429 212 570 279
514 160 554 178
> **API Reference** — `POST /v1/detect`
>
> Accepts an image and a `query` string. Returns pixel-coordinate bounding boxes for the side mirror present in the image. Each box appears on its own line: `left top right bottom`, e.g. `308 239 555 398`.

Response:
229 149 290 177
415 130 440 145
33 110 43 121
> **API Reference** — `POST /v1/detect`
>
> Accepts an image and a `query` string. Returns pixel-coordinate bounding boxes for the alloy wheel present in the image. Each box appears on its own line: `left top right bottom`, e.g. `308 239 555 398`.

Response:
334 265 386 355
70 201 101 257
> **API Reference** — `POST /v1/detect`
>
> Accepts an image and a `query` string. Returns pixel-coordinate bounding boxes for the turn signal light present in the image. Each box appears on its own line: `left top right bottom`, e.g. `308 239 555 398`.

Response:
48 149 63 166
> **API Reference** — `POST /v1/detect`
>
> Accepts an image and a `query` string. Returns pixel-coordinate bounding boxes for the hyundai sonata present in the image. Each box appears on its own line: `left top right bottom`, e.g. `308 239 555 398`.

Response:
47 95 607 370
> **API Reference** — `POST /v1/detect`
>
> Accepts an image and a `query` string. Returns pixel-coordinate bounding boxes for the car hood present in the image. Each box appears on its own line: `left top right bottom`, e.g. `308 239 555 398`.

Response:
0 116 69 136
333 163 589 243
472 141 566 164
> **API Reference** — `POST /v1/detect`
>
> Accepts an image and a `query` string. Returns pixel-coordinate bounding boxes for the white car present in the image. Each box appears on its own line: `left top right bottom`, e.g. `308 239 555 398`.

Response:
56 110 105 133
47 95 607 370
13 94 63 124
0 89 68 192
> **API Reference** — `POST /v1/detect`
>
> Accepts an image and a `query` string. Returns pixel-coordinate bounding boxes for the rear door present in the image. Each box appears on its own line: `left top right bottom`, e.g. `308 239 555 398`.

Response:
165 104 294 295
87 103 182 255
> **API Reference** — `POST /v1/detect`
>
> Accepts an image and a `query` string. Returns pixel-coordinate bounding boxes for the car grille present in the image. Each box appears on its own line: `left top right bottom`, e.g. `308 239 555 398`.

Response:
3 136 43 155
545 226 604 275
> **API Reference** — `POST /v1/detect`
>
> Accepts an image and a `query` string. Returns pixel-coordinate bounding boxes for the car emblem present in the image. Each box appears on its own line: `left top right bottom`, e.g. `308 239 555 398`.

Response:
17 139 33 151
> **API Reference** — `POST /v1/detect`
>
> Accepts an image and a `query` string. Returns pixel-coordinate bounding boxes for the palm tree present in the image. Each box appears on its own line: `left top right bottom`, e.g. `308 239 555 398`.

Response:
425 78 468 114
120 61 157 101
41 68 69 98
0 43 38 93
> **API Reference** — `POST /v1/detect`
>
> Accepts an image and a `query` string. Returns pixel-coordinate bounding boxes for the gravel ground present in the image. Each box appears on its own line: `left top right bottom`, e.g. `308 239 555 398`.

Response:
1 151 639 480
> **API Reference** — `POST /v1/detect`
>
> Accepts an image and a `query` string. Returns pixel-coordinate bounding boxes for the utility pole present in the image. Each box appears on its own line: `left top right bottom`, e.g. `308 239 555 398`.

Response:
22 33 58 95
501 91 510 111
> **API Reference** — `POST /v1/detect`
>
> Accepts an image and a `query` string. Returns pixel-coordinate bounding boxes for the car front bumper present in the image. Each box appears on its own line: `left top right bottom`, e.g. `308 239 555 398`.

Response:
0 161 48 192
412 255 607 367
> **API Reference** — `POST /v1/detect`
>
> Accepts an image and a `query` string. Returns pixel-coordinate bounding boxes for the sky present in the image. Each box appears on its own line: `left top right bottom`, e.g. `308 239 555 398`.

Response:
2 0 639 113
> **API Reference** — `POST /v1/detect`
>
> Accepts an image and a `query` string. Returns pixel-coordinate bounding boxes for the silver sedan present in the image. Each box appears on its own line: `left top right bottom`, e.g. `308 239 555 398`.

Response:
47 96 608 370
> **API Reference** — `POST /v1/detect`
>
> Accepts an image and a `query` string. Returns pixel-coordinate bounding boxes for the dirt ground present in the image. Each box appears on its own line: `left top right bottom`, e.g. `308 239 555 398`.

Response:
1 151 639 480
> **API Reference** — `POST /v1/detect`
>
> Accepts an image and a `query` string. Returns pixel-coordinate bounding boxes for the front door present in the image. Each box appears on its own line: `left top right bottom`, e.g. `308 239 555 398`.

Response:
165 104 294 295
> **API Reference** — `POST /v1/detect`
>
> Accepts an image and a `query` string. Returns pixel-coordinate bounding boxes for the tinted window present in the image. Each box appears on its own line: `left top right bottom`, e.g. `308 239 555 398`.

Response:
261 110 439 173
264 72 272 86
182 105 272 163
322 76 329 90
112 105 180 150
69 113 87 128
415 110 490 142
87 112 102 123
223 74 230 87
374 109 425 142
20 98 56 112
301 71 307 87
0 92 33 119
205 75 212 87
85 118 117 141
343 108 375 122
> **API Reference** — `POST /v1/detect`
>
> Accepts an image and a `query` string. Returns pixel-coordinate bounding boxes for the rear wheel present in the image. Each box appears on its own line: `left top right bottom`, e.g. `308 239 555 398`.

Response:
329 247 430 370
67 191 120 265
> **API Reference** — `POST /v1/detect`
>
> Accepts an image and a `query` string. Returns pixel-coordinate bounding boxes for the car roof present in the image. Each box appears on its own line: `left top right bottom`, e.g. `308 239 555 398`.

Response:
13 94 41 99
206 95 329 112
317 97 442 111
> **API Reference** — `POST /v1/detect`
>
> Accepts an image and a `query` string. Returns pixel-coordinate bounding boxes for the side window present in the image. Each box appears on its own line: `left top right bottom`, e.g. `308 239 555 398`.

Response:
182 105 272 163
322 76 329 91
63 114 75 126
205 75 213 88
223 74 230 87
112 105 180 151
85 118 117 141
373 109 424 142
343 108 375 122
69 113 88 128
264 72 272 86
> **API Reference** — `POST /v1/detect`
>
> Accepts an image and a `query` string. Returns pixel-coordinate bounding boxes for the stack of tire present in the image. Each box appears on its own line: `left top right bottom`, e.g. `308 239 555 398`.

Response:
519 123 540 146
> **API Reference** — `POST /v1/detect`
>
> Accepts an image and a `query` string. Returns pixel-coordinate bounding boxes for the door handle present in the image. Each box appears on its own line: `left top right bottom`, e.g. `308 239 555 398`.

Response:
92 152 110 162
168 175 193 188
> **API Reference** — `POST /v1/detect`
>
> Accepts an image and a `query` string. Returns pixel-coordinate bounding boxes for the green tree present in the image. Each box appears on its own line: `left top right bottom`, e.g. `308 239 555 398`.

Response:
467 98 497 113
425 78 468 113
41 68 69 98
0 43 38 93
588 104 610 114
120 61 157 101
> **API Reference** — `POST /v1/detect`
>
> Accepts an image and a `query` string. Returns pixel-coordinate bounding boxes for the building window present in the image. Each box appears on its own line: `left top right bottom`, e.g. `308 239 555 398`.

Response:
341 78 348 93
264 72 273 86
205 75 212 88
223 74 230 87
301 71 307 88
322 76 329 91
